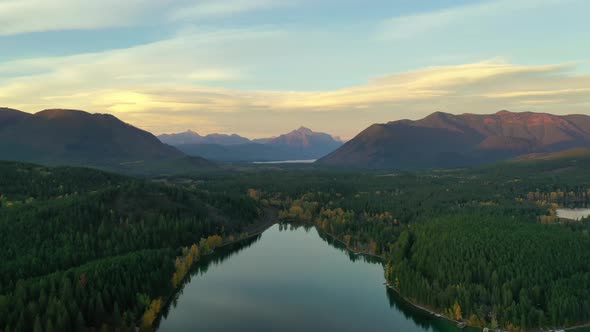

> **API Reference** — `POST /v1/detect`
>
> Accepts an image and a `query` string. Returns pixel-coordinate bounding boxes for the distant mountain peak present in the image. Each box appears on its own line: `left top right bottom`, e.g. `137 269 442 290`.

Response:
176 126 343 162
428 111 453 117
294 126 314 134
158 130 249 146
267 127 342 150
160 126 343 158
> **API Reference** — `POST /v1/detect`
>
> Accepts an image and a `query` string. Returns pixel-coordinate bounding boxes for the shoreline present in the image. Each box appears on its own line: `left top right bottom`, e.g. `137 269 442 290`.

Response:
316 229 466 328
315 227 590 332
153 216 590 332
151 208 278 330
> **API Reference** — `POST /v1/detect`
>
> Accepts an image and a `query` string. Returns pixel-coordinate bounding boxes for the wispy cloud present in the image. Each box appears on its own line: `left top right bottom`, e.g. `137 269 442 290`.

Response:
377 0 572 40
187 69 242 81
2 34 590 138
0 0 161 35
0 0 291 36
168 0 289 21
482 88 590 99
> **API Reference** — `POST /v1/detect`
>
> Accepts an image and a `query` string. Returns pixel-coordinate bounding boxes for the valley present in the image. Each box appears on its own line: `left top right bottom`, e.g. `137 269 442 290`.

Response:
3 3 589 331
3 109 590 332
2 149 590 331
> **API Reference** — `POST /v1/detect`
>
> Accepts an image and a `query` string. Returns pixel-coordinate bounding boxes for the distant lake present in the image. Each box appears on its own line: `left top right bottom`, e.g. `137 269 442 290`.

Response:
252 159 317 164
157 225 477 332
556 208 590 220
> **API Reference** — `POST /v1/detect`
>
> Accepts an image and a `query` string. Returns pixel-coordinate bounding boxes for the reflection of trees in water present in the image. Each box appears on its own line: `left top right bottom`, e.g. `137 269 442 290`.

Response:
314 226 383 264
157 234 262 324
157 225 457 332
278 222 314 233
312 224 457 331
385 288 439 330
193 234 262 275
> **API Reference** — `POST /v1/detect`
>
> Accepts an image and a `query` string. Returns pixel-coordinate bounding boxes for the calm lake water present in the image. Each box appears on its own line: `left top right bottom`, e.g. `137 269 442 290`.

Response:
157 224 472 332
556 208 590 220
251 159 317 164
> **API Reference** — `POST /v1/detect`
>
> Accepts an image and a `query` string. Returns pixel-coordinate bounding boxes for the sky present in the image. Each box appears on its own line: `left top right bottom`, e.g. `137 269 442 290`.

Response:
1 0 590 139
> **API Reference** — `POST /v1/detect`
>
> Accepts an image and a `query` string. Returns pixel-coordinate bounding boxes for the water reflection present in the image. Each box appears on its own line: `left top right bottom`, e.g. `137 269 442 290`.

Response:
316 229 382 264
158 234 262 323
157 224 466 332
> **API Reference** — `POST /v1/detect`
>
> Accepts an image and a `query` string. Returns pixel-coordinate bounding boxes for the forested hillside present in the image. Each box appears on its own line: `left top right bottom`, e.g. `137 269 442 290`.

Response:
190 156 590 331
0 162 260 332
4 151 590 331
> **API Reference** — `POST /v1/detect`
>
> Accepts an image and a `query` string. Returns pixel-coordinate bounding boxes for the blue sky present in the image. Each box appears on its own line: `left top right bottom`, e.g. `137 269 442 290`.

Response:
1 0 589 138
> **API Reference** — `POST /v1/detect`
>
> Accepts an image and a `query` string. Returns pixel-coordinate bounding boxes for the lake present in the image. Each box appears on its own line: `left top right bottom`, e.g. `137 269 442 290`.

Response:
251 159 317 164
556 208 590 220
157 224 472 332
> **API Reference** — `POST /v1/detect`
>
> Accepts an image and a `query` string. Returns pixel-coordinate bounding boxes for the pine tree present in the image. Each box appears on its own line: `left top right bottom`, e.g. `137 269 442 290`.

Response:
46 319 55 332
33 316 42 332
76 311 86 331
113 302 122 325
95 295 105 326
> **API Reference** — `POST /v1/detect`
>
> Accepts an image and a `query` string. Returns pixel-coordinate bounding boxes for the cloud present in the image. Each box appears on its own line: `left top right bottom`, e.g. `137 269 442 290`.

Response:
168 0 288 21
0 26 282 91
482 88 590 99
2 36 590 139
2 1 589 139
377 0 573 40
0 0 291 36
0 0 162 35
188 69 242 81
0 23 589 138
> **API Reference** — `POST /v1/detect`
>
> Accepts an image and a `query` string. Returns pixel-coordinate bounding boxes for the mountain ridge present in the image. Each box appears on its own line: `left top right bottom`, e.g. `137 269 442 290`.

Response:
0 108 212 174
161 126 343 162
317 110 590 169
159 130 251 146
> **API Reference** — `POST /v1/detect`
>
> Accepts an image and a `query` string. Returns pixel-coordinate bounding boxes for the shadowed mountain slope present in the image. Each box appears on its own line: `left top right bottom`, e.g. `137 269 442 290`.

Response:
0 108 212 174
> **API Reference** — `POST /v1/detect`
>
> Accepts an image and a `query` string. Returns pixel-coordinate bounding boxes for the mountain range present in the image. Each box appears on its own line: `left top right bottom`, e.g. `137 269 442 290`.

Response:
160 127 343 162
3 107 590 171
317 110 590 169
158 130 251 146
0 108 211 174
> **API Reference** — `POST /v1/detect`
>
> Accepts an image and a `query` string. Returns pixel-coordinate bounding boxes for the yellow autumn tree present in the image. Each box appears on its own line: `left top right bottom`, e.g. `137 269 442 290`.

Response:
289 205 304 219
491 316 499 329
247 189 259 200
206 235 223 250
368 240 378 254
190 243 200 259
467 314 484 327
172 243 201 288
141 298 163 330
453 301 462 321
343 234 352 247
